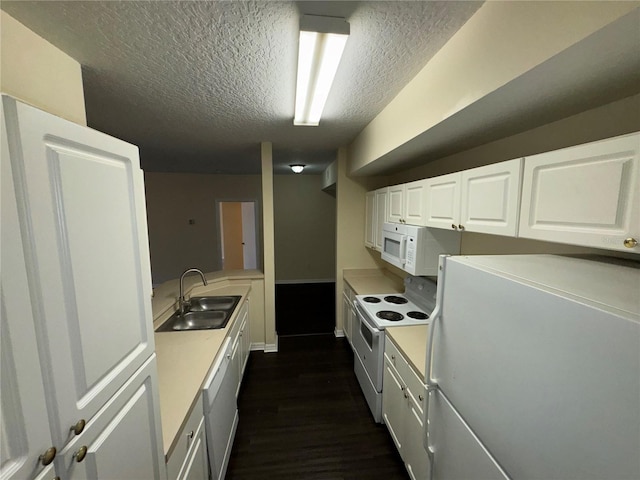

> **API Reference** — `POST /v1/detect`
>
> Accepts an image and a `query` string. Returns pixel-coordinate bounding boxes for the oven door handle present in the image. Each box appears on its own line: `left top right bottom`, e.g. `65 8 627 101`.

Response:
357 310 381 335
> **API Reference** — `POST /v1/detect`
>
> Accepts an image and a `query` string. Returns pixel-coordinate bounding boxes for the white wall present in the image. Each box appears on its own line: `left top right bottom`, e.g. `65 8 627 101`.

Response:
1 11 86 125
274 174 336 282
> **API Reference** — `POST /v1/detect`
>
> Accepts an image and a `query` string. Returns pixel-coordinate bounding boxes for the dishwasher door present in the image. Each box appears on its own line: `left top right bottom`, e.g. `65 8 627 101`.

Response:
203 338 238 480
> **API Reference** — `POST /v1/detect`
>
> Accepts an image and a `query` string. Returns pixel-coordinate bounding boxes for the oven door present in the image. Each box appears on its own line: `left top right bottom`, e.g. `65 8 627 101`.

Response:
381 228 407 270
353 302 384 392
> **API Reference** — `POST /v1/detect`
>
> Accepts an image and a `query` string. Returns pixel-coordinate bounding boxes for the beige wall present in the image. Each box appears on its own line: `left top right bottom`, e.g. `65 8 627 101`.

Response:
348 1 638 173
1 11 86 125
274 174 336 282
144 172 263 284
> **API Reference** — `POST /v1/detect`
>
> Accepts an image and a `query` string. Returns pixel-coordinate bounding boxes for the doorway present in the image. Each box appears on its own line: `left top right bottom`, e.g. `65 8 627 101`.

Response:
218 201 258 270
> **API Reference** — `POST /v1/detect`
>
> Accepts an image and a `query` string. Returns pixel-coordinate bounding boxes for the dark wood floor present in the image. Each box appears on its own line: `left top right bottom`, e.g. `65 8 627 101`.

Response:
275 283 336 336
226 334 408 480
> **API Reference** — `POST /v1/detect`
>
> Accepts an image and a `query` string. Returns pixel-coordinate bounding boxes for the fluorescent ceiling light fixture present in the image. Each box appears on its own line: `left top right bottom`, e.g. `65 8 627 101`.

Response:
294 15 350 126
289 164 305 174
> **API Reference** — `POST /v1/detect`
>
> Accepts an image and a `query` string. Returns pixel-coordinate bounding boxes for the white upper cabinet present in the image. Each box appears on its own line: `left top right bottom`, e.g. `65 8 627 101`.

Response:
365 190 376 248
519 133 639 252
424 172 461 230
387 180 428 226
460 158 523 236
375 188 388 250
2 95 159 449
425 159 523 237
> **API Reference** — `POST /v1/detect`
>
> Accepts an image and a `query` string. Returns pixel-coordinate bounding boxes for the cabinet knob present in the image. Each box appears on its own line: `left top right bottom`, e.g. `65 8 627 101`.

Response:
74 446 88 463
391 354 395 360
403 392 408 399
187 430 194 440
451 224 457 230
70 418 86 435
419 394 424 401
39 447 56 466
458 224 465 231
623 237 638 248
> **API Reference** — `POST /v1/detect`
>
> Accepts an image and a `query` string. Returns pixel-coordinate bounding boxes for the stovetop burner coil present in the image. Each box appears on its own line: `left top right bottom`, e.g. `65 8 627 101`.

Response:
407 311 429 320
376 311 404 322
384 295 408 305
362 296 381 303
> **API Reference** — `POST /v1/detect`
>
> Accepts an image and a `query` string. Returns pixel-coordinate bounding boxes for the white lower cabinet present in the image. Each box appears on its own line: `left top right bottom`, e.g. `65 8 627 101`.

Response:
167 395 208 480
342 283 355 345
383 337 430 480
56 356 166 480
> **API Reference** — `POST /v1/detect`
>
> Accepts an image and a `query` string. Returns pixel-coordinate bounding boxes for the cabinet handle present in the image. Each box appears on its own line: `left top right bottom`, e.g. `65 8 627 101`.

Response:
400 385 405 391
623 237 638 248
403 391 408 399
226 354 231 359
419 394 424 401
70 418 86 435
74 446 88 463
39 447 56 466
187 430 194 440
451 224 457 230
391 354 395 360
458 224 465 231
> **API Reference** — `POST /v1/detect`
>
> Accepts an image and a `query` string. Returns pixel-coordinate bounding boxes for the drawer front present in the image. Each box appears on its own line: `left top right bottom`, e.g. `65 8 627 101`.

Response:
384 336 406 374
167 395 204 480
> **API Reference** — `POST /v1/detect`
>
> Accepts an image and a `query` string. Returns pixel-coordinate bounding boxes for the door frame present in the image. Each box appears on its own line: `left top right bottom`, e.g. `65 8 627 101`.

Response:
215 198 262 271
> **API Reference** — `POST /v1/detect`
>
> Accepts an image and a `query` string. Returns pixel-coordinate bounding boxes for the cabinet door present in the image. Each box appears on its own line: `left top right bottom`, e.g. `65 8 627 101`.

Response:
404 180 428 226
2 96 156 446
240 301 251 375
342 294 351 342
519 133 640 252
179 423 208 480
375 188 388 250
405 397 430 480
382 358 405 455
424 172 461 230
1 116 56 480
231 335 242 399
460 159 523 236
365 191 376 248
57 356 166 480
387 185 405 223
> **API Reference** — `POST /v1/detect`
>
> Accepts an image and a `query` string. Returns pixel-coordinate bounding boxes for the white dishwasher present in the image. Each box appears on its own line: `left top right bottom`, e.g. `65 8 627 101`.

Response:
203 337 239 480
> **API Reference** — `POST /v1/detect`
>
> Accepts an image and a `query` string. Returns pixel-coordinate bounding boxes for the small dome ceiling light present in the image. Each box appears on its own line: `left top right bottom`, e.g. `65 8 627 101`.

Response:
290 164 305 174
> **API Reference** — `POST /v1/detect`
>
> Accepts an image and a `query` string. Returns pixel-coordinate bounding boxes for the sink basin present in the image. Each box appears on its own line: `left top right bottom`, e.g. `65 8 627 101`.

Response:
156 295 241 332
157 310 230 332
189 295 240 312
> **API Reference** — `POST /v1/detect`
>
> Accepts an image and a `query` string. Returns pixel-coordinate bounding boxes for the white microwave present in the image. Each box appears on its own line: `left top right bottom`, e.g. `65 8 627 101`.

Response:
381 222 461 275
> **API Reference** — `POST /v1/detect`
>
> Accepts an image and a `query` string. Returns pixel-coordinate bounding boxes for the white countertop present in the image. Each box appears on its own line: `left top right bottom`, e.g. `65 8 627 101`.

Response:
385 324 428 379
153 279 252 460
343 268 404 295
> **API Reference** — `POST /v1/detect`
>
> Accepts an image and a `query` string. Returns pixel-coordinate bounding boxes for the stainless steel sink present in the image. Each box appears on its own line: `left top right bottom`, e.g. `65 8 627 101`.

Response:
156 295 241 332
189 295 240 312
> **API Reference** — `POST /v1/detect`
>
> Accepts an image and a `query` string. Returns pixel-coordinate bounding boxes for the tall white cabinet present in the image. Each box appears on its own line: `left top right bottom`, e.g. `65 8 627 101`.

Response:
1 96 166 479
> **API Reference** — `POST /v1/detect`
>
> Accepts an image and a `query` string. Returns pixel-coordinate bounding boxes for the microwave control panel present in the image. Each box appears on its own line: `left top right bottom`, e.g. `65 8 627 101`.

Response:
405 236 416 268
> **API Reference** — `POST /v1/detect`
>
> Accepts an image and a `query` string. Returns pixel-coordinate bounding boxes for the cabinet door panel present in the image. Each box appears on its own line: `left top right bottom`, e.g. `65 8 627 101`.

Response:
461 159 523 236
57 357 165 480
405 398 429 480
387 185 405 223
519 133 639 252
404 180 428 226
3 97 155 445
425 173 461 229
375 189 388 250
382 360 405 454
179 426 208 480
365 191 376 247
1 117 55 480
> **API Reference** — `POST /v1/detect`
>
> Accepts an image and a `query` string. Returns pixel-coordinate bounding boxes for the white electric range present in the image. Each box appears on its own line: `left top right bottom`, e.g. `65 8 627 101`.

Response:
353 275 436 423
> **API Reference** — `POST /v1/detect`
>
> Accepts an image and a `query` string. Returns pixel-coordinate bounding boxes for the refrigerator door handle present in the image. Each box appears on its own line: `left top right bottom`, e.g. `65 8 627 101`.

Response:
425 254 449 389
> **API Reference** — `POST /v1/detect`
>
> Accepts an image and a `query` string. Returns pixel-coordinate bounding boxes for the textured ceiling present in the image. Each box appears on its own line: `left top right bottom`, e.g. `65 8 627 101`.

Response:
1 1 482 174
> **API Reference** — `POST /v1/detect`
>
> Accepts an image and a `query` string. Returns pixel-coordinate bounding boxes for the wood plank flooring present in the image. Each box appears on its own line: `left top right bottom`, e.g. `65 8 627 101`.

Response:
226 334 409 480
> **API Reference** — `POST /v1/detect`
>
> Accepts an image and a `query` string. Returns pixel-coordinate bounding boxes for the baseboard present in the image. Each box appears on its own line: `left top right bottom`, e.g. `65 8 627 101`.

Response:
264 337 278 353
276 278 336 284
250 342 264 352
334 328 344 338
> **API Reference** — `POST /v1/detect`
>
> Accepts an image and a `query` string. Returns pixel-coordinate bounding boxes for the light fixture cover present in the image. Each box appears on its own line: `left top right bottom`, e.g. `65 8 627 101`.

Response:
290 164 305 174
294 15 350 126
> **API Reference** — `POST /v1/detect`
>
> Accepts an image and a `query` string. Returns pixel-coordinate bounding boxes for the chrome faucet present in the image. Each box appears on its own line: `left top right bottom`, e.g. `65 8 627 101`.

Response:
179 268 208 315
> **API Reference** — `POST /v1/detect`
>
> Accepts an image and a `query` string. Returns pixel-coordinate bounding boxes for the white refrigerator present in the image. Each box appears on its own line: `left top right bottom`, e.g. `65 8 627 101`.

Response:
425 254 640 480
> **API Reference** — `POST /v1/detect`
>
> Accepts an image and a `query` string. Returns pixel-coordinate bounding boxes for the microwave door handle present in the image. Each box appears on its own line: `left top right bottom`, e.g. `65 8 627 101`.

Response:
399 235 407 265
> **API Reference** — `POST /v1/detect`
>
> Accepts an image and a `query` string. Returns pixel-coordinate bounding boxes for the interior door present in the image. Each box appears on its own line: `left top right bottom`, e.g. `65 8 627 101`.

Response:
2 96 155 447
220 202 244 270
